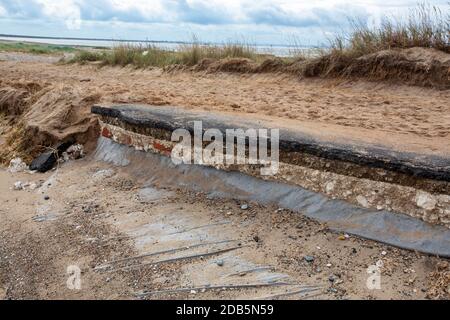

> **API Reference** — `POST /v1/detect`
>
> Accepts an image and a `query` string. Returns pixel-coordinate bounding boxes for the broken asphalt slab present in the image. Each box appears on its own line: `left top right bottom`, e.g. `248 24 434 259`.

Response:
92 104 450 182
29 139 75 172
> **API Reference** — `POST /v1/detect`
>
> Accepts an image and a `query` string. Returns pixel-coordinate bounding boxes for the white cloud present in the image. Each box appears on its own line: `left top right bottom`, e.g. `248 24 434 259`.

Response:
0 5 6 17
36 0 81 29
0 0 447 44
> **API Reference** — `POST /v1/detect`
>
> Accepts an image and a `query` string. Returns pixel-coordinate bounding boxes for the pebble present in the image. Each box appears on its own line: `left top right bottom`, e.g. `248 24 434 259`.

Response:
216 260 224 267
415 191 437 211
29 183 38 191
338 234 350 241
240 204 249 210
13 181 24 190
304 255 315 263
8 158 28 173
325 181 335 193
356 195 370 208
44 195 50 200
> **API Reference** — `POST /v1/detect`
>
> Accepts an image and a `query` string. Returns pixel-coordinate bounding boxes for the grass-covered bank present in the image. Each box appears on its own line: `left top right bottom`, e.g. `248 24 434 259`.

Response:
70 4 448 67
331 4 449 57
1 4 445 88
69 41 273 68
0 42 77 55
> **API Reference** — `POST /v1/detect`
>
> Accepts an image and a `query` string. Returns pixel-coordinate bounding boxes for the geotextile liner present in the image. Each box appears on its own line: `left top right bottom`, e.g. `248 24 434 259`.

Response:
94 136 450 258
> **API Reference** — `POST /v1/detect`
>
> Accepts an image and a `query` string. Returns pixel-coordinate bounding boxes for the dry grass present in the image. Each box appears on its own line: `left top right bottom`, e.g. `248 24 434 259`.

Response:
0 42 77 55
0 120 35 164
70 40 261 68
331 4 449 57
68 4 449 88
299 4 450 88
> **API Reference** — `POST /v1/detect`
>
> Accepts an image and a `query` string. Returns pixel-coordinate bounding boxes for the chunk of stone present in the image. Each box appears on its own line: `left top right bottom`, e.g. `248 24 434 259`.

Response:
356 195 369 208
415 191 437 211
30 152 57 173
13 181 24 190
8 158 28 173
325 181 335 193
29 139 74 173
66 144 85 160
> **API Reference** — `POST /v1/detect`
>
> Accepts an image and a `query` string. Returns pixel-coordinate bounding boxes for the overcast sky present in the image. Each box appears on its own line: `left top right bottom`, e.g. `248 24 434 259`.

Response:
0 0 448 45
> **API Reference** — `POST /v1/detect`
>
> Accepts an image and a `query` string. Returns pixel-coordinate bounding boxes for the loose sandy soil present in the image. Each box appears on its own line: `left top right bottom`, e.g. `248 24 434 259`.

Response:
0 57 449 156
1 54 449 300
0 157 448 300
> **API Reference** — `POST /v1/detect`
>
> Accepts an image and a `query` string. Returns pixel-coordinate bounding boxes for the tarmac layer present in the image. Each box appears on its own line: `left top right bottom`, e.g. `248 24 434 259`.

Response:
92 104 450 182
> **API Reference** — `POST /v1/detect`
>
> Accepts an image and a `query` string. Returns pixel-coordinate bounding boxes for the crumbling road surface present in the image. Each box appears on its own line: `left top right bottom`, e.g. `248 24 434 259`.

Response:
1 156 449 300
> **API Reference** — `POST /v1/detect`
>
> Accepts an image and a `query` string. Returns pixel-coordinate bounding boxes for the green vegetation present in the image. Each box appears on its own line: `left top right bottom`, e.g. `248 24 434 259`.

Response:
69 40 264 68
0 42 77 55
68 4 448 69
68 50 106 63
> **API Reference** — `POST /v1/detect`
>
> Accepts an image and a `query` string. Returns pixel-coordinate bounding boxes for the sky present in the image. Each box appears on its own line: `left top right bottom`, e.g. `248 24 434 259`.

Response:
0 0 448 46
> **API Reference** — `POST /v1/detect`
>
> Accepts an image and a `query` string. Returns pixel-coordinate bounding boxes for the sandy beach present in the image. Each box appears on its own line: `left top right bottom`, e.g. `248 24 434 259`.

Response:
1 45 449 301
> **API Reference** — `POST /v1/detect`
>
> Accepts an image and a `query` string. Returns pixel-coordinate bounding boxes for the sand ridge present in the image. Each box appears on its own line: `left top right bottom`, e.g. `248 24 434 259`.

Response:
0 59 449 157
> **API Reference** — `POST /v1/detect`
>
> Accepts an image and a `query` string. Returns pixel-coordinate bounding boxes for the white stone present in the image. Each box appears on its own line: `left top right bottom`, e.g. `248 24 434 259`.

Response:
8 158 28 173
415 191 437 211
29 183 38 191
13 181 24 190
343 190 353 197
325 181 335 194
356 195 369 208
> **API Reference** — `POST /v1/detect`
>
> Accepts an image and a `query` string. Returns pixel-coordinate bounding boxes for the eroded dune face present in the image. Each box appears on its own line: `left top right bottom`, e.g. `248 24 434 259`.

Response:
0 49 449 162
0 80 100 162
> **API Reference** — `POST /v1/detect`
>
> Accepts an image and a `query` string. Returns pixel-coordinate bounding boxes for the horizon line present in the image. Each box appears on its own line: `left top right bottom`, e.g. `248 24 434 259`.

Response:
0 33 324 49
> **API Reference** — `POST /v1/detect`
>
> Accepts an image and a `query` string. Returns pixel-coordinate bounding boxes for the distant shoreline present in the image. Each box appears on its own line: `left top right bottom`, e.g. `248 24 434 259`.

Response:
0 34 314 49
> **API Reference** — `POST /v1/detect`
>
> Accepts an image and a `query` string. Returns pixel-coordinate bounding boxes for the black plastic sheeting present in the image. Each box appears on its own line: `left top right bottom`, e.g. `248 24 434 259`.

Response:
95 137 450 257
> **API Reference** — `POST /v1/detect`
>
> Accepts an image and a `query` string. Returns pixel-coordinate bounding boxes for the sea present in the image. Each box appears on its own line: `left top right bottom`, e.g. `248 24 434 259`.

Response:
0 35 318 57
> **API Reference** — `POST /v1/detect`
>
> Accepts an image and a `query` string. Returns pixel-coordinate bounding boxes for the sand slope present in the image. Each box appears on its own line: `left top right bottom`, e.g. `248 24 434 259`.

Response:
0 58 449 159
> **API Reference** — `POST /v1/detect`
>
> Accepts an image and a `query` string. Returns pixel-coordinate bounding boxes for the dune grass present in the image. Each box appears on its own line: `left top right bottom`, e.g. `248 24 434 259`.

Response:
68 3 448 72
69 50 107 63
331 4 449 57
69 40 264 68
